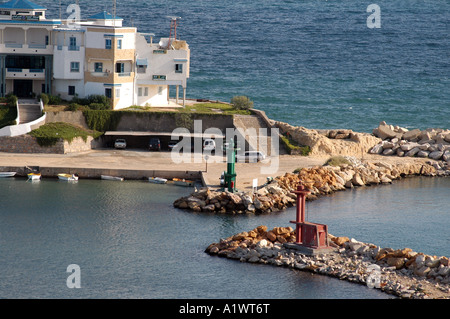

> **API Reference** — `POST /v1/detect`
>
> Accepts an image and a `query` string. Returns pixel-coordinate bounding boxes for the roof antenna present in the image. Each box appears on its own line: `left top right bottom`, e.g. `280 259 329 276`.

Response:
113 0 116 27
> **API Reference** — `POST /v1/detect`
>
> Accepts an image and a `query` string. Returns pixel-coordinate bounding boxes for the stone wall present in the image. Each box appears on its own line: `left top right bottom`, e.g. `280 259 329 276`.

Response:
45 111 89 129
0 135 99 154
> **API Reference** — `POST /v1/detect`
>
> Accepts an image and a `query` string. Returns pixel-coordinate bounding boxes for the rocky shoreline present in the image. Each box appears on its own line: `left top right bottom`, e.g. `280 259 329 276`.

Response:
173 157 442 214
370 122 450 175
205 225 450 299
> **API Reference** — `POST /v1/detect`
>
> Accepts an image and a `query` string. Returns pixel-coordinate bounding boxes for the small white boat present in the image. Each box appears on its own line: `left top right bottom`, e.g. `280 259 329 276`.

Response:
0 172 16 178
58 173 79 181
148 177 168 184
27 173 41 181
172 178 195 187
101 175 124 181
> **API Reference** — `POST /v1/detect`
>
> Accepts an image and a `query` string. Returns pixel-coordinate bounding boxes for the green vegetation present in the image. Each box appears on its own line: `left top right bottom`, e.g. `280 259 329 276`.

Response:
39 93 62 106
127 102 252 115
230 96 254 110
71 95 111 110
324 156 352 167
83 110 123 132
280 133 311 156
29 122 102 147
0 96 18 129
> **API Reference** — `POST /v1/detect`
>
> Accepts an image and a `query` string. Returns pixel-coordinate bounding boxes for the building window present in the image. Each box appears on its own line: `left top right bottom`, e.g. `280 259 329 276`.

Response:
138 87 142 97
70 62 80 72
41 84 46 93
158 86 163 95
117 39 122 49
68 86 76 96
45 35 49 46
105 88 112 98
94 62 103 73
69 37 79 51
105 39 112 49
144 87 148 96
175 64 183 73
116 63 124 73
116 88 120 98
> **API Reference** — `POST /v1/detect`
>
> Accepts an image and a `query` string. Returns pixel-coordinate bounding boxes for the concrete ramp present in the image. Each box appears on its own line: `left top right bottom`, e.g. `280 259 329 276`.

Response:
233 114 283 155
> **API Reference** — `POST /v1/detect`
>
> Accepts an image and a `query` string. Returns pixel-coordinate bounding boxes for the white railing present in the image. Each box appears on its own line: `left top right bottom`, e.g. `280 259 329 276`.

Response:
0 99 46 137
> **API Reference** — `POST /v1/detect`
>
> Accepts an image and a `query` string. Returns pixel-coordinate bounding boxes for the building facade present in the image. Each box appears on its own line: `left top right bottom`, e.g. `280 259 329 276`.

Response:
0 0 190 109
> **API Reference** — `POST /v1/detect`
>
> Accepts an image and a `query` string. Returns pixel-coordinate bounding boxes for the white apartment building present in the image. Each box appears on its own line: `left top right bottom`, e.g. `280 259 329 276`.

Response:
0 0 190 109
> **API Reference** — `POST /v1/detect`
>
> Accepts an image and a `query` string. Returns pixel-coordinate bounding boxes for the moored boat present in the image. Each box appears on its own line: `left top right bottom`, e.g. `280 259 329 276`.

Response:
27 173 41 181
172 178 194 187
58 173 79 181
101 175 124 181
0 172 16 178
148 177 168 184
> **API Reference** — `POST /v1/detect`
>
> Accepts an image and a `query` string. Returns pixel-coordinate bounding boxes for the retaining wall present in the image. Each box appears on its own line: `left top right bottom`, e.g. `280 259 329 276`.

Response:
0 135 100 154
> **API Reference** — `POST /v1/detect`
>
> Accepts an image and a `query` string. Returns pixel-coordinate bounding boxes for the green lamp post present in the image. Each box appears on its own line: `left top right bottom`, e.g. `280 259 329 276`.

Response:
224 138 237 192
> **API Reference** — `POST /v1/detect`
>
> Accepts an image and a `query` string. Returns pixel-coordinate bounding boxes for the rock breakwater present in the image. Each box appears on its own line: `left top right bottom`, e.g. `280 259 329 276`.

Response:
370 122 450 175
173 158 437 214
205 226 450 299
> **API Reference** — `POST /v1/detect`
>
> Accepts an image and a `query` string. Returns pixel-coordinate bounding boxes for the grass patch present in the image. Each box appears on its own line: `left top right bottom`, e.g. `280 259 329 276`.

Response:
29 122 102 147
324 156 353 167
125 102 252 115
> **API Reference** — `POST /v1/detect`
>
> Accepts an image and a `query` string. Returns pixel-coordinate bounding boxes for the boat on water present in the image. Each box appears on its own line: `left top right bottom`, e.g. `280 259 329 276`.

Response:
58 173 79 181
27 173 41 181
148 177 168 184
172 178 195 187
101 175 124 181
0 172 16 178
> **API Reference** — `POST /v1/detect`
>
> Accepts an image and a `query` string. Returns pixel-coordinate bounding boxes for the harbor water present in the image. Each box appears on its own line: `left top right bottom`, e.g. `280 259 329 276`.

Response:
0 176 448 298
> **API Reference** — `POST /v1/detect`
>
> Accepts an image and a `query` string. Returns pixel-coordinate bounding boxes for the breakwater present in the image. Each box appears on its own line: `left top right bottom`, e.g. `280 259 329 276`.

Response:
370 122 450 175
173 157 440 214
205 225 450 299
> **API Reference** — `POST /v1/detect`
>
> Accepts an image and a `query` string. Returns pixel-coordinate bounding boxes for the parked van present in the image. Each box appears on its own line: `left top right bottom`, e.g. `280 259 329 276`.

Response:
203 139 216 152
236 151 266 163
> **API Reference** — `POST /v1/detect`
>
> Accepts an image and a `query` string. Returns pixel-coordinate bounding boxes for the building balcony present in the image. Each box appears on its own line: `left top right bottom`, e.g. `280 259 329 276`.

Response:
0 43 53 54
6 68 45 79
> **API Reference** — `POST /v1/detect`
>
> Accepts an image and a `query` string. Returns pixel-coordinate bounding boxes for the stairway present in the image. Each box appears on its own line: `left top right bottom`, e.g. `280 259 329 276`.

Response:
18 99 42 124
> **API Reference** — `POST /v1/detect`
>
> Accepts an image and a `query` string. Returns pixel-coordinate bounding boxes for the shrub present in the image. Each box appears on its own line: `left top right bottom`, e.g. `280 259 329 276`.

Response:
48 94 62 105
88 103 109 110
39 93 49 106
231 96 254 110
6 94 18 108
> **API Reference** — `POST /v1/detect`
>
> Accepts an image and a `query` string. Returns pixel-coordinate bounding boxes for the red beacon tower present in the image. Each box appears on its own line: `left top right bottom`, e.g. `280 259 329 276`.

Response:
287 184 335 255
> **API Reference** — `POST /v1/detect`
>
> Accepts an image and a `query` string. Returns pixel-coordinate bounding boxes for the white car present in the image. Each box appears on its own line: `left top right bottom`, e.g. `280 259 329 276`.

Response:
114 139 127 149
236 151 266 163
203 139 216 152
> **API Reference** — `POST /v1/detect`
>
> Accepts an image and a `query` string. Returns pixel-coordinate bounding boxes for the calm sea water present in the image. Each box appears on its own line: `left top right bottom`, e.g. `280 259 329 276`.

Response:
43 0 449 132
0 177 448 299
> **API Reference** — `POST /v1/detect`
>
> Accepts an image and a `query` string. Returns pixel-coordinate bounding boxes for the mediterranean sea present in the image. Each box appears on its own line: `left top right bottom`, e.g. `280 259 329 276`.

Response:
42 0 449 132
